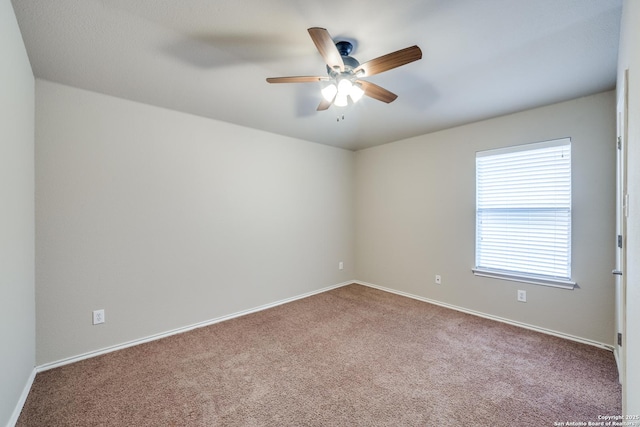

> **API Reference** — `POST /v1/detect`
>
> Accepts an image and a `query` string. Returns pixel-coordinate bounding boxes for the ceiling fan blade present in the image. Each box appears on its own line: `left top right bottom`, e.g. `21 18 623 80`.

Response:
317 97 333 111
357 80 398 103
354 45 422 77
308 27 344 72
266 76 329 83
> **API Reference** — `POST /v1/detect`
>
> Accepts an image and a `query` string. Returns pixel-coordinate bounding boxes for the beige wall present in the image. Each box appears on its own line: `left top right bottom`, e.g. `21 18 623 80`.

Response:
35 80 355 365
618 0 640 415
355 91 616 346
1 0 35 425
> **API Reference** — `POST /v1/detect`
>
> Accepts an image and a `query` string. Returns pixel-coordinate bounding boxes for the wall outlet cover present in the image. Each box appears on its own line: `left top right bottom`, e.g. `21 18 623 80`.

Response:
93 309 105 325
517 290 527 302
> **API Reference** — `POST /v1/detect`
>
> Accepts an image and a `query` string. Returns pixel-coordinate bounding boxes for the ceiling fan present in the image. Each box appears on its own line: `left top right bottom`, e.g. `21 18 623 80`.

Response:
266 27 422 111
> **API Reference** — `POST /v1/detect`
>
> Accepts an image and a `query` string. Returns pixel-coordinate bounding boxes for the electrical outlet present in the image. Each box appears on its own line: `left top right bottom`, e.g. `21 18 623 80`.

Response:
338 261 344 270
93 309 105 325
435 274 442 285
517 290 527 303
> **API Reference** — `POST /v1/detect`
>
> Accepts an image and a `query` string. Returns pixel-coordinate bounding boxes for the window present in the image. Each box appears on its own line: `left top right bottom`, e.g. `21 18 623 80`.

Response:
474 138 575 289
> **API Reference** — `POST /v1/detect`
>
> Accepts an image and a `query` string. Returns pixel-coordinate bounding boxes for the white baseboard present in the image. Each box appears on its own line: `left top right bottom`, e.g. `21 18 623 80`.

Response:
17 278 612 425
37 280 354 373
6 367 36 427
30 278 611 401
354 280 614 352
613 347 623 385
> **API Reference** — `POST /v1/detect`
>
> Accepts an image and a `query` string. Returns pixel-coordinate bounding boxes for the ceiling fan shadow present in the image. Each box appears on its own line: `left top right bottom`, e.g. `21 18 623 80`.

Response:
397 73 440 111
161 33 310 69
294 86 323 118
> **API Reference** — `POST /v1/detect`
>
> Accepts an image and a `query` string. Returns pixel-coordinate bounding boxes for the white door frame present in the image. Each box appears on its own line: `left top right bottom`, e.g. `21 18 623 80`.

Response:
614 68 629 413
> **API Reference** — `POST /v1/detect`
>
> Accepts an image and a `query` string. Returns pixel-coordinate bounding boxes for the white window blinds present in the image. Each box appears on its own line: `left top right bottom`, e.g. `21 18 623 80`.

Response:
475 138 572 284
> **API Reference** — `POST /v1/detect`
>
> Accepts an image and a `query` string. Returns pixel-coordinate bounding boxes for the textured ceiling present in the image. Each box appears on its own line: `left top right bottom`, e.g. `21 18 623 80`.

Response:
12 0 622 151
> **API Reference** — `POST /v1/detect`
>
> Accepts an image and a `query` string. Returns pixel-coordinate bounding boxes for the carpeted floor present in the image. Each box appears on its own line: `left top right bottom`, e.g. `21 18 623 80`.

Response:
17 284 621 426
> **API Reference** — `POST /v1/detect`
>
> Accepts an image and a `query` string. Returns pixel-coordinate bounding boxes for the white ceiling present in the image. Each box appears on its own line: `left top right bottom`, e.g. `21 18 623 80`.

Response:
11 0 622 151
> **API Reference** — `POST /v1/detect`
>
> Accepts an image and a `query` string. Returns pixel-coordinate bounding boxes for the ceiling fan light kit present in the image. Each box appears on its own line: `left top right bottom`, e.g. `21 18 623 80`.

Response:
266 27 422 111
322 78 364 106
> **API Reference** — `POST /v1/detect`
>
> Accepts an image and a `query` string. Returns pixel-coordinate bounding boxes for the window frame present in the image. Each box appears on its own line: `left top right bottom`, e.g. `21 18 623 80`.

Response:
472 138 577 290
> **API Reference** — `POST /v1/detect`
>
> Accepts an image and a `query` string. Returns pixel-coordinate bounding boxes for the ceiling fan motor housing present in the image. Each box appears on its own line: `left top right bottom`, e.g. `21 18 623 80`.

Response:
326 41 360 76
336 40 353 56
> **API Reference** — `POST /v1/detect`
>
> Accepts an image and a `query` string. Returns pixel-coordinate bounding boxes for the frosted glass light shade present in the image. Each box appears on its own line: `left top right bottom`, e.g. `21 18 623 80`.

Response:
349 84 364 102
334 93 348 107
321 84 337 102
337 78 352 95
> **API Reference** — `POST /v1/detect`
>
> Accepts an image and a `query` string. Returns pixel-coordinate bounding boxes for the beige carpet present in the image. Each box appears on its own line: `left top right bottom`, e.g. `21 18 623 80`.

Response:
18 284 621 426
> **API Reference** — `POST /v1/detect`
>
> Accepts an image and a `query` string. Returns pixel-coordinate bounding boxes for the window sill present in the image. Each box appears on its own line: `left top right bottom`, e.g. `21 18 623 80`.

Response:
472 269 577 290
